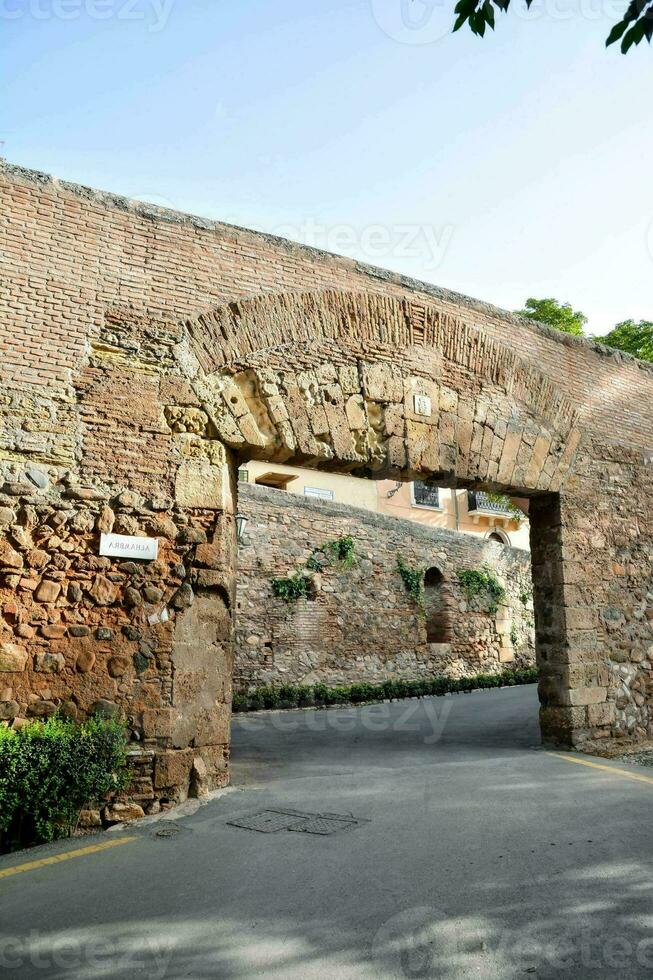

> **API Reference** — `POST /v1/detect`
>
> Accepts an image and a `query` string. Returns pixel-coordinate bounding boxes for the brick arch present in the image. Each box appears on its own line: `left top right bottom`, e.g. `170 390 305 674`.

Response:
180 290 583 494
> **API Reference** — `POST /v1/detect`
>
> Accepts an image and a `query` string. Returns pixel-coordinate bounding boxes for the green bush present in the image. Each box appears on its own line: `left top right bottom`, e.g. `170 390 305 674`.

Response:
232 667 538 713
0 715 130 852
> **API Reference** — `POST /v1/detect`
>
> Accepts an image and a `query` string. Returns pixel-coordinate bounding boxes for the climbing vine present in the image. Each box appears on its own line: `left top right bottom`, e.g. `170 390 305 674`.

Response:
457 567 507 615
272 536 357 603
397 556 425 609
271 571 312 603
306 535 356 571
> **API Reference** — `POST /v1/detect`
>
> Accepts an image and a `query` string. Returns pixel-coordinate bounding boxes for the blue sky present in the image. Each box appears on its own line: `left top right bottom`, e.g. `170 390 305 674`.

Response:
2 0 652 334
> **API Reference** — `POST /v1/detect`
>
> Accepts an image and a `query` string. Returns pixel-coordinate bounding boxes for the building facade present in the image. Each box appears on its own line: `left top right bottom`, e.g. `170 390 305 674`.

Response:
242 462 529 549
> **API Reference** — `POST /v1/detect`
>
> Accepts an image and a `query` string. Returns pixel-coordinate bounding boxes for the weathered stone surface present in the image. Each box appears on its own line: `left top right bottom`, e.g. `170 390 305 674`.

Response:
123 587 142 608
89 575 119 606
0 539 23 569
76 646 96 673
34 651 65 673
102 801 145 824
39 624 67 639
171 584 194 610
27 700 57 718
0 643 28 672
107 656 130 678
154 749 194 789
96 505 115 534
25 467 49 489
190 756 210 799
175 460 232 511
91 699 121 719
0 700 19 720
143 586 163 603
78 808 102 828
34 579 61 603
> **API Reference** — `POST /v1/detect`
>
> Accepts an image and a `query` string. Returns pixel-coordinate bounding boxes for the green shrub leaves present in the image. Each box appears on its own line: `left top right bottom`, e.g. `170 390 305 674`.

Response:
0 716 130 852
232 667 538 712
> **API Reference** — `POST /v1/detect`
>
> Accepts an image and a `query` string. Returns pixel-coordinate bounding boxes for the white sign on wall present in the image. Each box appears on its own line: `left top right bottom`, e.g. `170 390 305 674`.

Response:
413 393 432 417
99 533 159 561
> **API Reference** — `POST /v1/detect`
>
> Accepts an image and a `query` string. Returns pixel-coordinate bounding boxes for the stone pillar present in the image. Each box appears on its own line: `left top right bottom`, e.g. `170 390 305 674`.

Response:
531 490 617 748
160 444 238 799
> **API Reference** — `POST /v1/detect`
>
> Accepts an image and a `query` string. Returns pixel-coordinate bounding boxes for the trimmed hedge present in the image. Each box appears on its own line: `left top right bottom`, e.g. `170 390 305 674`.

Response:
232 666 538 712
0 715 130 853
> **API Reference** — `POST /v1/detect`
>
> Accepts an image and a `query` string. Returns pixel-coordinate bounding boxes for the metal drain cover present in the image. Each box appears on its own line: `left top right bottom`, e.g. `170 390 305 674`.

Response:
227 809 308 833
288 813 360 836
227 808 368 836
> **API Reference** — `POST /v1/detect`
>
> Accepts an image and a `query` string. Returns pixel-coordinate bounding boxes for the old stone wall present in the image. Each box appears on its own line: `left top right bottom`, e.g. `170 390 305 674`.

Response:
0 457 236 810
235 485 534 690
1 160 653 804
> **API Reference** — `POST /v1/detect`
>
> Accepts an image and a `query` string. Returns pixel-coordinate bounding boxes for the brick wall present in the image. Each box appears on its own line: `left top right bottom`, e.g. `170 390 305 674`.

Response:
1 158 653 801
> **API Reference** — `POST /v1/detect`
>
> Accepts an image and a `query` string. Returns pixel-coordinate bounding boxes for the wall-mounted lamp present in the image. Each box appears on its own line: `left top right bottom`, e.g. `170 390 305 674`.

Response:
236 513 249 543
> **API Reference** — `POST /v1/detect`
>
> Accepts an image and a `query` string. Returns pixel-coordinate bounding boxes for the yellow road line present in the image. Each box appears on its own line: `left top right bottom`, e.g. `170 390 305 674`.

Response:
0 835 137 880
547 751 653 786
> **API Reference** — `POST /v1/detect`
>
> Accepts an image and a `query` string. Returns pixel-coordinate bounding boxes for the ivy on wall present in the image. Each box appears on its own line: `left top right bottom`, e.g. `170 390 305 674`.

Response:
271 571 313 603
396 556 425 609
457 567 507 614
306 534 356 571
272 535 357 603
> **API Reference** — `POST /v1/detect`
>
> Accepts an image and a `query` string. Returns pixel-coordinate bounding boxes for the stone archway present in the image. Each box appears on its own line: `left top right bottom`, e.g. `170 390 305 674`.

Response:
167 289 587 759
3 286 643 806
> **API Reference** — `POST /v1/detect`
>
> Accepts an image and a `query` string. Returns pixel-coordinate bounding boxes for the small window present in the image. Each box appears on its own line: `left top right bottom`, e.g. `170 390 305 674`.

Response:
412 481 440 509
304 487 334 500
238 469 249 483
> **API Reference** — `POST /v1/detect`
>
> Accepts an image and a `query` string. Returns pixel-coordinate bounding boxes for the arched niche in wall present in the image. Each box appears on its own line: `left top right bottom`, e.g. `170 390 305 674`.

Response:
423 566 452 644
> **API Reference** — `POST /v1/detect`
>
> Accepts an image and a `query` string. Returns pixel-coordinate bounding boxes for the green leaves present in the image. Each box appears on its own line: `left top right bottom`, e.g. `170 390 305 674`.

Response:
597 319 653 362
458 567 507 614
453 0 652 53
272 535 357 603
453 0 498 35
0 716 130 852
516 297 587 337
232 667 539 712
606 0 653 52
397 556 426 608
271 571 313 603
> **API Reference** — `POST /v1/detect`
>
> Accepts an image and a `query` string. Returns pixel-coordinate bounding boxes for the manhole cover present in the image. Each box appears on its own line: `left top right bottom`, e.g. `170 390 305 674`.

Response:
227 808 368 836
227 809 307 833
154 824 182 838
288 813 361 836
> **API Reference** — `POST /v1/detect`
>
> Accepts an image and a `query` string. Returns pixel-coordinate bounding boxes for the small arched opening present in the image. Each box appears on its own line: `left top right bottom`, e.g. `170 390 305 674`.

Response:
487 529 510 545
423 566 452 644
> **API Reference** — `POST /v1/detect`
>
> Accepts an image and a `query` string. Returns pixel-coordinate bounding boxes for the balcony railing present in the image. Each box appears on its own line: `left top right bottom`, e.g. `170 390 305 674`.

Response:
467 490 515 517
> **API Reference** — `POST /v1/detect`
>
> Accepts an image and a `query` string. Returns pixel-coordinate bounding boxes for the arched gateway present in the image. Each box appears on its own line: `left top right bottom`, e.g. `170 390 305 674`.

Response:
1 163 652 806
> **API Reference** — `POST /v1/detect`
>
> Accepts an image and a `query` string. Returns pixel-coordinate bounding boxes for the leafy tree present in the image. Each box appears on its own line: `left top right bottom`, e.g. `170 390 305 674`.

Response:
598 319 653 362
453 0 652 53
515 297 587 337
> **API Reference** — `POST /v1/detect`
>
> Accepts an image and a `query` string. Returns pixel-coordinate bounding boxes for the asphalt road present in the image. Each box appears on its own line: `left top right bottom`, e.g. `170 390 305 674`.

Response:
3 684 653 979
